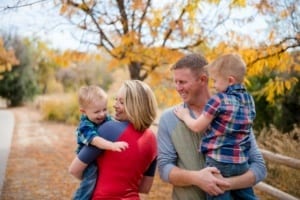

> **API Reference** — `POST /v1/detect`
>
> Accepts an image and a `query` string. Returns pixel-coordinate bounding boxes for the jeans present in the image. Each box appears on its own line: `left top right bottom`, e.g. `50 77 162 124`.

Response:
72 162 98 200
206 157 258 200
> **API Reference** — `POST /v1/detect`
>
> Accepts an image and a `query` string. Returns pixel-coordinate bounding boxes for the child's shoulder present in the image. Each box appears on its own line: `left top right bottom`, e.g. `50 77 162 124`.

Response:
106 114 114 121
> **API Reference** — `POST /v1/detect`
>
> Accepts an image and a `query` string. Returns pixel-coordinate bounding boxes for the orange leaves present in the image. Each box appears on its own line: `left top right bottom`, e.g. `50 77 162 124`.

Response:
59 0 96 17
59 3 68 14
51 50 100 68
0 38 19 78
255 0 275 14
232 0 247 7
131 0 143 10
207 0 246 7
149 9 163 28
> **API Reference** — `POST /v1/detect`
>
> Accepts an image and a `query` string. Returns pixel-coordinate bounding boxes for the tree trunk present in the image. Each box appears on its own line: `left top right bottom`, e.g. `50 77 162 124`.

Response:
129 61 144 81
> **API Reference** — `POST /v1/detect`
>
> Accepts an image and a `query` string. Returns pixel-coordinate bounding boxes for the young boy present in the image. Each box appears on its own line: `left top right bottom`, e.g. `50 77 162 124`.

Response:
174 54 257 200
73 85 128 200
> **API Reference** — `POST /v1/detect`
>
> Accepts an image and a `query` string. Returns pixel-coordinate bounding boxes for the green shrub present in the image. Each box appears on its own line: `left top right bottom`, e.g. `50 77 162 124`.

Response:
0 35 39 106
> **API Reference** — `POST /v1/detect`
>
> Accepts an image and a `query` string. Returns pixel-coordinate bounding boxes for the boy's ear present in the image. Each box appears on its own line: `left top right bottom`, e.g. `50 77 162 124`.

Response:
79 108 85 114
228 76 236 84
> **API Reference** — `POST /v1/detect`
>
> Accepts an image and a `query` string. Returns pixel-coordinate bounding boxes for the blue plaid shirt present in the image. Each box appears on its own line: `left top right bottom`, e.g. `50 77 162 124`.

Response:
75 115 112 154
201 84 256 164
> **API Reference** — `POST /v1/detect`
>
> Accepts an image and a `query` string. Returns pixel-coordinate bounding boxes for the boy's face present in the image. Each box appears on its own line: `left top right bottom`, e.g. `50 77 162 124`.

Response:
211 74 230 93
83 99 108 125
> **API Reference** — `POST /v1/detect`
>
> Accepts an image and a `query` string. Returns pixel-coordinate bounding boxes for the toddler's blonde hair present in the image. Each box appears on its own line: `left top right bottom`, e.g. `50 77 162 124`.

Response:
206 53 246 83
78 85 107 109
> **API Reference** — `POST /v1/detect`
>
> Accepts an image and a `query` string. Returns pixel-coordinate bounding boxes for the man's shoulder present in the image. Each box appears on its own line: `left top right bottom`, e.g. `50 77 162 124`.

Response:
159 104 182 126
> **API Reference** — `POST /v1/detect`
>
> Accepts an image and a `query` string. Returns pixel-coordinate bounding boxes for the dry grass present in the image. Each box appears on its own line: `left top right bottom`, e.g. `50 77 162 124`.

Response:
256 126 300 199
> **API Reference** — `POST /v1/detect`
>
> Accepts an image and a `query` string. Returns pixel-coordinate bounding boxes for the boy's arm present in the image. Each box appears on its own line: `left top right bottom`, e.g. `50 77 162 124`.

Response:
91 136 128 152
174 106 213 133
184 113 213 133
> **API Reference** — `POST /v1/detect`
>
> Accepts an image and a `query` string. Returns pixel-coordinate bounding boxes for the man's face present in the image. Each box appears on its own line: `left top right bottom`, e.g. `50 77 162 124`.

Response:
173 68 201 105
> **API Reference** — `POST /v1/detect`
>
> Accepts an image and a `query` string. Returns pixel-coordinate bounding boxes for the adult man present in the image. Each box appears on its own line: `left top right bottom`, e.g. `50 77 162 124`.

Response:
157 53 267 199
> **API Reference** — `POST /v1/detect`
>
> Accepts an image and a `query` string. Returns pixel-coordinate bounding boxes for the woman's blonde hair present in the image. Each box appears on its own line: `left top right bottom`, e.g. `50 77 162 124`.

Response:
78 85 107 109
121 80 157 132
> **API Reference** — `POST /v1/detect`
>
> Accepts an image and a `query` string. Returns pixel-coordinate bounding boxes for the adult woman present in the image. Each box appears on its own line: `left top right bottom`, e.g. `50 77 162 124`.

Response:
69 80 158 199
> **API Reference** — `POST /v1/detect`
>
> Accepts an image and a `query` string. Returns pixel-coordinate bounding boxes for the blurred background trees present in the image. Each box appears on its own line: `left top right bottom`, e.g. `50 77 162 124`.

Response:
0 1 299 198
0 0 299 131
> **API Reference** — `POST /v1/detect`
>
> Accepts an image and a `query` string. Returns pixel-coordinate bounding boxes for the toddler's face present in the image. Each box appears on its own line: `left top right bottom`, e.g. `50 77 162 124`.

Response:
210 74 230 93
84 99 108 124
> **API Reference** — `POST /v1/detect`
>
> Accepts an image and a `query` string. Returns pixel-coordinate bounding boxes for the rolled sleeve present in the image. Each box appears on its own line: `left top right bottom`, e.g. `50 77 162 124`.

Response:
157 109 178 182
248 131 267 184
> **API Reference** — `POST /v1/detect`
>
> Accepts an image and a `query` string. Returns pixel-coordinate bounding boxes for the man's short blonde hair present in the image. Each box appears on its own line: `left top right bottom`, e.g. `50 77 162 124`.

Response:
78 85 107 109
121 80 157 132
205 53 246 83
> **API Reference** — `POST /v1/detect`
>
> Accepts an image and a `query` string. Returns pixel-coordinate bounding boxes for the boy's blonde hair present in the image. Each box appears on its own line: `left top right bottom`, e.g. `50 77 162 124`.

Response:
78 85 107 109
121 80 157 132
205 53 246 83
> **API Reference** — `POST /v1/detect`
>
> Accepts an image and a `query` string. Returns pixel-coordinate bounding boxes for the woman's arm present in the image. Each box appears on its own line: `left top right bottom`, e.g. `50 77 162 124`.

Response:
68 145 102 180
139 158 157 194
68 156 88 180
139 176 154 194
226 131 267 190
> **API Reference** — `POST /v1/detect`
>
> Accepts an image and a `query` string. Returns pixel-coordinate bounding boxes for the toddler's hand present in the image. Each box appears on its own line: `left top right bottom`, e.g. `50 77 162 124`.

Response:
112 141 129 152
173 106 189 120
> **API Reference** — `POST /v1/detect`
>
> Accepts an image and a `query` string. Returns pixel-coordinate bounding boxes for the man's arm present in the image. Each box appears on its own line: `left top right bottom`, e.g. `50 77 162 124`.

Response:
169 166 229 196
226 131 267 190
157 109 229 196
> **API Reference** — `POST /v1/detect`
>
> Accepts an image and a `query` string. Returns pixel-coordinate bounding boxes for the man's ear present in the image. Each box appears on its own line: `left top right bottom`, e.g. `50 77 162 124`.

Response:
199 73 208 83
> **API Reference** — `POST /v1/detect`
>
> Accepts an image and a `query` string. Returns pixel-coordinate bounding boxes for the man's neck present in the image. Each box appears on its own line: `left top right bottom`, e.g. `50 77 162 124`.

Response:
186 91 210 117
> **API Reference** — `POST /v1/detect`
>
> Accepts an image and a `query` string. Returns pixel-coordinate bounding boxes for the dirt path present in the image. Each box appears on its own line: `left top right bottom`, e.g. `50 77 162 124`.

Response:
0 106 172 200
0 106 79 200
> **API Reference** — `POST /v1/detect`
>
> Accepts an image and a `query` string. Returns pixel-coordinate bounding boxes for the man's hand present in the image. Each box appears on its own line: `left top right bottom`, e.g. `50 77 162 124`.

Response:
192 167 230 196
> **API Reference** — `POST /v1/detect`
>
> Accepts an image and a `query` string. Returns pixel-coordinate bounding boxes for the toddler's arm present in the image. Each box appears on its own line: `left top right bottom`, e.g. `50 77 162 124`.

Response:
173 106 213 133
91 136 128 152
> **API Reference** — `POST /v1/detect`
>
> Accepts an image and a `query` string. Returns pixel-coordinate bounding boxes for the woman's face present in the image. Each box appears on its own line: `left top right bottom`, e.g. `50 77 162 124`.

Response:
113 87 128 121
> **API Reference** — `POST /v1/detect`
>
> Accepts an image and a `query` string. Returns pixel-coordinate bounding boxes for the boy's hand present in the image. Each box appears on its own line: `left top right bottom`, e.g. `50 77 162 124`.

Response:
111 141 129 152
173 106 189 121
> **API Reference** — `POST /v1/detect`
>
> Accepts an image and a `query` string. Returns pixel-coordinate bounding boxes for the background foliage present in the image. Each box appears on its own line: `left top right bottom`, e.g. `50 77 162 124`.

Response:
0 1 299 199
0 1 299 133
